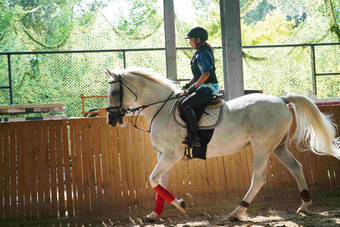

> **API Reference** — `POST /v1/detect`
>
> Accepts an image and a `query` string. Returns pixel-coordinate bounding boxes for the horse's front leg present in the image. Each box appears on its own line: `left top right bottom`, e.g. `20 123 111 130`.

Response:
144 152 184 223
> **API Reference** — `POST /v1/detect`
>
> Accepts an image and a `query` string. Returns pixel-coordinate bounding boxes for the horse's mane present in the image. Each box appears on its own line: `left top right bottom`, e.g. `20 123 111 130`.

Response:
124 67 179 92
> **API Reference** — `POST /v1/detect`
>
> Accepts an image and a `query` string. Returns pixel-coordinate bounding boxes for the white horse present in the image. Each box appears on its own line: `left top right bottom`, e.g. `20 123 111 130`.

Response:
105 67 340 222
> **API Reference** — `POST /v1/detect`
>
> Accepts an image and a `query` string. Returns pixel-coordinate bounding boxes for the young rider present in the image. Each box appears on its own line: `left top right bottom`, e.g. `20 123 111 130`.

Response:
181 27 220 147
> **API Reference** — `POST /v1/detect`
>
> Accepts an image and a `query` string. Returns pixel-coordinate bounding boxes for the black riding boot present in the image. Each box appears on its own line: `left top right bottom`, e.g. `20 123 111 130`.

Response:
182 106 201 147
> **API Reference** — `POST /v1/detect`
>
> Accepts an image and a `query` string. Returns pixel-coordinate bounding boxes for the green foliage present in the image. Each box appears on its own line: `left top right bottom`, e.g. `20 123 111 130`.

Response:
7 0 74 47
0 0 14 41
333 0 340 24
116 0 162 39
242 0 275 25
74 0 110 26
5 0 110 47
242 10 295 45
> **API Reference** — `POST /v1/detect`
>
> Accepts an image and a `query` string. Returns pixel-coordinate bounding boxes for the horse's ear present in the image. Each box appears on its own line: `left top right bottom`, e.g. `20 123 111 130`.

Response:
104 68 119 80
104 68 111 79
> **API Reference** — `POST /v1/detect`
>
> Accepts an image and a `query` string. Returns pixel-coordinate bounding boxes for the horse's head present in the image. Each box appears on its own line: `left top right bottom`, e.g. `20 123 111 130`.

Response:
105 69 137 127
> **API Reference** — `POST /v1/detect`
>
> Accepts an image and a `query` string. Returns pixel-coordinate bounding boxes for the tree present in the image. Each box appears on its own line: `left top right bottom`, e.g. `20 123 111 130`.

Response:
5 0 110 47
331 0 340 25
116 0 162 39
242 0 275 25
0 0 14 41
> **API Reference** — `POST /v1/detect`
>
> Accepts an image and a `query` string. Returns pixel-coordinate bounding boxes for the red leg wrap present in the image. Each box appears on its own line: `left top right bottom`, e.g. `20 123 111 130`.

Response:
154 184 175 203
154 193 165 215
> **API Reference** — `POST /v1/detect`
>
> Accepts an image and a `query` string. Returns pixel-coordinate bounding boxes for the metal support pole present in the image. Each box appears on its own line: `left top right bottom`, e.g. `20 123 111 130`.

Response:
220 0 244 100
7 54 13 104
163 0 177 82
123 51 126 69
310 45 317 95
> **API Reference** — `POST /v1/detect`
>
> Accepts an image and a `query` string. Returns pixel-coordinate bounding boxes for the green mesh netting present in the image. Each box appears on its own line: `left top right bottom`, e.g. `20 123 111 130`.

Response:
0 11 166 117
0 0 339 117
236 0 339 98
176 0 339 98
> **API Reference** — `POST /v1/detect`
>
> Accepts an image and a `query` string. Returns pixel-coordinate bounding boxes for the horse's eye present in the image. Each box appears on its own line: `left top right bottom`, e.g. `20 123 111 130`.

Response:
111 90 119 96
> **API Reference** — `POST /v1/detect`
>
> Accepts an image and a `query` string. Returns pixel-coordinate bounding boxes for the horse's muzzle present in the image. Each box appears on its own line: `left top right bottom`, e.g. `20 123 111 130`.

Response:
107 112 124 127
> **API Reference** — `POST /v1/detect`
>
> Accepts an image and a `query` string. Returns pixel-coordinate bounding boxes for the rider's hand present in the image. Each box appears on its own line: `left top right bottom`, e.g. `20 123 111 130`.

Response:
188 86 196 95
182 83 190 90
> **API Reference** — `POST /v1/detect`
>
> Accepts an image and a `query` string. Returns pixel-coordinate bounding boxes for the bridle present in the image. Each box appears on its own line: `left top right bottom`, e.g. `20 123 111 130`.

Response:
106 74 182 133
106 74 137 121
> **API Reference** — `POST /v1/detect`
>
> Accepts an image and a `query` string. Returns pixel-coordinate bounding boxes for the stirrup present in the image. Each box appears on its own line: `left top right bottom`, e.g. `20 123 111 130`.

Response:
182 136 201 147
182 137 193 148
183 145 193 160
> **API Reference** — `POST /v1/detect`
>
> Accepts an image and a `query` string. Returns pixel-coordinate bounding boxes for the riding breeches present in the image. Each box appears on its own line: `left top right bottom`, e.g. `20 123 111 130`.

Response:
181 92 213 139
181 92 213 110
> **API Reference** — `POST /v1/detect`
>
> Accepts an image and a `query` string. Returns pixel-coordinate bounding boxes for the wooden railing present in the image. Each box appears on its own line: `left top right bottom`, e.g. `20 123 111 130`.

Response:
0 105 339 218
80 94 107 117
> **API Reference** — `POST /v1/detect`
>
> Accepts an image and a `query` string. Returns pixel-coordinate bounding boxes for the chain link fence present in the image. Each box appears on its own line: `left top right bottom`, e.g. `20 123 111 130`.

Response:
1 43 339 118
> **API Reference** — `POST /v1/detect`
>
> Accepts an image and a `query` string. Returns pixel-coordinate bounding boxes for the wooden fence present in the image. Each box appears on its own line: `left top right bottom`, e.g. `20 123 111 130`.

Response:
0 105 339 218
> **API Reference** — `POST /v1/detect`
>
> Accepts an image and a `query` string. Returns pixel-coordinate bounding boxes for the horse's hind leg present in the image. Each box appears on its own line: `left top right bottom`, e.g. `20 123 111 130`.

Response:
273 135 312 212
228 146 271 221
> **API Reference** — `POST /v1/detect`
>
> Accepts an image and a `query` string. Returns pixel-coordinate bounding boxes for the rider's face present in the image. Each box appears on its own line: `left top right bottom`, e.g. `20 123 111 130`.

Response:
189 37 201 49
189 37 196 49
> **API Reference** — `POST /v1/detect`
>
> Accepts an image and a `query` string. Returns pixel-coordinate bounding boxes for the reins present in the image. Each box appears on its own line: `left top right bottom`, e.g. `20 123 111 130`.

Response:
129 91 180 133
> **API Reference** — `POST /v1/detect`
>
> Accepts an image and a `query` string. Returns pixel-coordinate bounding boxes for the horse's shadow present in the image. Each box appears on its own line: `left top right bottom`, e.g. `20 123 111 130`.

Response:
218 209 340 227
284 210 340 227
134 209 340 227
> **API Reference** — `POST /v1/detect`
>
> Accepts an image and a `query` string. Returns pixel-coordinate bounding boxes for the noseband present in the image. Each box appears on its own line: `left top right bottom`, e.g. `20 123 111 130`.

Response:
106 74 182 133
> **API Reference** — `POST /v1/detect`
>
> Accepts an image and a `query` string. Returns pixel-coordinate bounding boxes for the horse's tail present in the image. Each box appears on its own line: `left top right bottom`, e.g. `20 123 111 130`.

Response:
282 94 340 159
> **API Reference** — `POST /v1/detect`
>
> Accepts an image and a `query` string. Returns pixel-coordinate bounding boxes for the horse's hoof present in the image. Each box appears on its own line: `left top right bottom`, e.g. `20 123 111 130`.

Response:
143 217 156 223
297 200 312 214
297 207 308 214
218 215 239 225
228 216 240 222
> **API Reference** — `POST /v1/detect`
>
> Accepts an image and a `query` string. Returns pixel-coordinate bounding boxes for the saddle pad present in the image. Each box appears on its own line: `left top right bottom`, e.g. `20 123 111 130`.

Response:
172 100 224 130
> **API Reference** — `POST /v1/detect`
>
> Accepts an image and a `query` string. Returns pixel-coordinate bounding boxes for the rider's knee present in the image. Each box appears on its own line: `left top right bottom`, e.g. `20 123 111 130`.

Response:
181 100 189 109
181 97 193 109
181 103 194 115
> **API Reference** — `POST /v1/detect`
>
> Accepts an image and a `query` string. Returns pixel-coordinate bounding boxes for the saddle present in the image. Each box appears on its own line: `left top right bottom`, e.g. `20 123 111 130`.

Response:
173 94 225 130
171 94 225 160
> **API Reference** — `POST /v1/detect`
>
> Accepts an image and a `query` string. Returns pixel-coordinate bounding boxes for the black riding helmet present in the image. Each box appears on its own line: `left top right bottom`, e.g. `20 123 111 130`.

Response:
185 27 208 42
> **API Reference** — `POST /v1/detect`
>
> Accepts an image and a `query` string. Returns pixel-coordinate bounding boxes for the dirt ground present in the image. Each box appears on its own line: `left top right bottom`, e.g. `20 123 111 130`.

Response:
2 188 340 227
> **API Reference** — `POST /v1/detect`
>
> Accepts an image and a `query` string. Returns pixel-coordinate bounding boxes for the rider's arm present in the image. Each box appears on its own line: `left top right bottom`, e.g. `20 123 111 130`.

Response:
194 72 210 88
187 77 195 86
